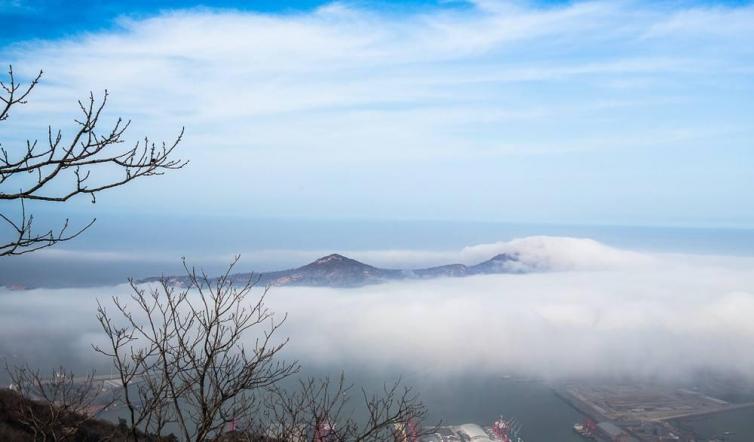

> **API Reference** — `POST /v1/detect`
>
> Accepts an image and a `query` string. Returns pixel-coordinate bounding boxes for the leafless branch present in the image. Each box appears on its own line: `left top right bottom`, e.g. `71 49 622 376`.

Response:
0 65 186 256
5 363 113 442
95 258 299 442
257 375 428 442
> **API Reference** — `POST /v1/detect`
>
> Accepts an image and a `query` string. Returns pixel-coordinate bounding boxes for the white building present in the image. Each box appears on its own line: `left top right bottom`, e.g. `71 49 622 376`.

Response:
454 423 494 442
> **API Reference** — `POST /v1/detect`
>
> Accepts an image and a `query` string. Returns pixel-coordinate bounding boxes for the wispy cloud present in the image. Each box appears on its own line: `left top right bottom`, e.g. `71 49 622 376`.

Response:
2 1 753 224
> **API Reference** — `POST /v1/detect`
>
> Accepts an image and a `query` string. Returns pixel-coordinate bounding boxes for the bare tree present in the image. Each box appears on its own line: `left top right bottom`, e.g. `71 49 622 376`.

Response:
257 374 427 442
94 259 428 442
94 258 299 442
0 65 186 256
5 364 111 441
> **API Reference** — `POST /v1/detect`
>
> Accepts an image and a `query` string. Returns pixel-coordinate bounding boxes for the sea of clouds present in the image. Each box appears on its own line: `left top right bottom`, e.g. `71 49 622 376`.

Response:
2 236 754 383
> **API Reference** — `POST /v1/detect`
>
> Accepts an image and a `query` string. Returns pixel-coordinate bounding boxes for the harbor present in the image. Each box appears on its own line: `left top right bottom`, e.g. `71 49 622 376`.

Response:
556 383 754 442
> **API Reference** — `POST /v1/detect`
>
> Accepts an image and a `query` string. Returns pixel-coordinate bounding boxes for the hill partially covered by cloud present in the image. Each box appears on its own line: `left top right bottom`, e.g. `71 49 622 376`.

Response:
2 237 753 382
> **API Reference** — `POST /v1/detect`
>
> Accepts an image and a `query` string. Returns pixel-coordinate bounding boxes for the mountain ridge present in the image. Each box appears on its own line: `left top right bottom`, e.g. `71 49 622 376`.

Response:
139 251 525 288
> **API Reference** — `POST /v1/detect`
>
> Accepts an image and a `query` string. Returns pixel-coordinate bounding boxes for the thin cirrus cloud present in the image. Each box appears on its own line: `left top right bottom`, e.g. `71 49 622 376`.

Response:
1 1 753 224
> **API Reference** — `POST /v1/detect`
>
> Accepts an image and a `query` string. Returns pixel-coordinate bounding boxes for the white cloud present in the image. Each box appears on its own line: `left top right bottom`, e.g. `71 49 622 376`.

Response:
3 237 754 382
643 4 754 40
1 1 753 223
33 236 649 271
271 255 754 380
458 236 653 270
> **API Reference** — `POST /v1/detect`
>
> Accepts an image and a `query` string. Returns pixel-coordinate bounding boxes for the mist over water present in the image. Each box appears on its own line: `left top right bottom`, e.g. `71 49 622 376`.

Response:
3 233 754 439
3 235 754 378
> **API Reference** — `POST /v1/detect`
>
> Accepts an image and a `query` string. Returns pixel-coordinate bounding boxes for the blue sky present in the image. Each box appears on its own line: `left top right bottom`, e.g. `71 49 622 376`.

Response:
0 0 582 44
2 1 750 42
1 0 753 231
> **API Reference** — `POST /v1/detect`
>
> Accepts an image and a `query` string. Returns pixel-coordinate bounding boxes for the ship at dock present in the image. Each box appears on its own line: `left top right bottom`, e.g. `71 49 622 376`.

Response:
489 416 524 442
573 418 597 440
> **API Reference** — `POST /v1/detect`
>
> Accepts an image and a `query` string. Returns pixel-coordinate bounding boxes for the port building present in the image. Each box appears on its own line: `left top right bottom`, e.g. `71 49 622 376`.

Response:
454 424 494 442
597 421 639 442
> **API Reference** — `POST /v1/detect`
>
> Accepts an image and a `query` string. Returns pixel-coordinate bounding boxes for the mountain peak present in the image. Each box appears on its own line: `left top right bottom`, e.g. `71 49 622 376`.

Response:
312 253 352 265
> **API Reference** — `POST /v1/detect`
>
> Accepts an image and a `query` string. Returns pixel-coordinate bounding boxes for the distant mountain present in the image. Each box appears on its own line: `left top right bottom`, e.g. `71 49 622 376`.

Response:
248 254 402 288
468 253 521 274
138 251 526 288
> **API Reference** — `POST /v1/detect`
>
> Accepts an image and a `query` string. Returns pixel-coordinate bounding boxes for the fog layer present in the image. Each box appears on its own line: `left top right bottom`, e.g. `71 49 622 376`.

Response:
2 237 754 382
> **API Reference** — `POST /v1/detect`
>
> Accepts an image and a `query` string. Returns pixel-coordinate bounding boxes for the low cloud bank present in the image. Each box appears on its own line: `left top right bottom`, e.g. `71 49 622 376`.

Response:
275 272 754 380
346 236 654 271
458 236 654 271
21 235 649 274
2 237 754 382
